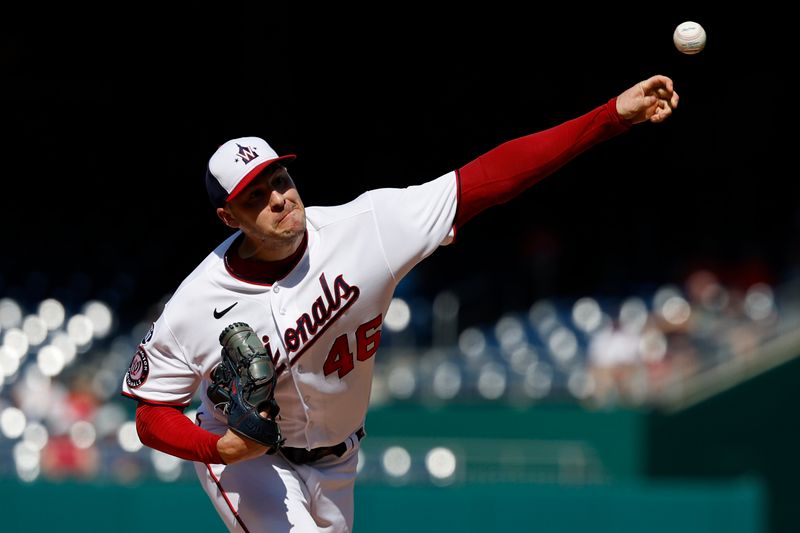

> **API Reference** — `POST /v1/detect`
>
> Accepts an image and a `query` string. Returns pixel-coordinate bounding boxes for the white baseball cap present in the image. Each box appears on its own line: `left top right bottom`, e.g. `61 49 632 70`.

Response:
205 136 296 208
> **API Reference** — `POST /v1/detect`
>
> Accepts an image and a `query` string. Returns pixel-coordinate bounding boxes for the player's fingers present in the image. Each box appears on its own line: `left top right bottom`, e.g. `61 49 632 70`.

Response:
670 90 680 109
641 75 673 94
649 101 664 123
651 99 672 122
641 95 657 110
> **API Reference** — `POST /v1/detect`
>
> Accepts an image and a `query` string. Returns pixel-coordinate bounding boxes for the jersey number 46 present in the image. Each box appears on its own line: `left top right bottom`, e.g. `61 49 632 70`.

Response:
323 314 382 379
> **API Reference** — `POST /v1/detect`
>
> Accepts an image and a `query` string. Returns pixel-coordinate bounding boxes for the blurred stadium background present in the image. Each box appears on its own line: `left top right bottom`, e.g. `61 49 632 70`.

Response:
1 9 796 533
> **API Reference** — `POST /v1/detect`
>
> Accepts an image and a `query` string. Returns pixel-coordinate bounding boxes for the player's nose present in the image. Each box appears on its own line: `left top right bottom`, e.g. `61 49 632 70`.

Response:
268 189 287 210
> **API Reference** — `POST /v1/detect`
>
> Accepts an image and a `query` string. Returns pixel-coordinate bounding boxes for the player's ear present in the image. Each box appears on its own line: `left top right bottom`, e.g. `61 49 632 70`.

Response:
217 207 240 229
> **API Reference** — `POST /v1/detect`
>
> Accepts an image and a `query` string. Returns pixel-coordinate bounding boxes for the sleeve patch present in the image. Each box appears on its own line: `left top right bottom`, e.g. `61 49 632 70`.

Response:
126 347 150 388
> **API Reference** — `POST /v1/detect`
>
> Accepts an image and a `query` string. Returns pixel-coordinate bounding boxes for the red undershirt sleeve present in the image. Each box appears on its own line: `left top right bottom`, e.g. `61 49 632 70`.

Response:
135 402 224 464
455 97 632 228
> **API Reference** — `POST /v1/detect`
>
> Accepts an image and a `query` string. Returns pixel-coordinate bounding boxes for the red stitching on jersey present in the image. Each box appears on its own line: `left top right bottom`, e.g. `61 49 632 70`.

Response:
119 391 191 408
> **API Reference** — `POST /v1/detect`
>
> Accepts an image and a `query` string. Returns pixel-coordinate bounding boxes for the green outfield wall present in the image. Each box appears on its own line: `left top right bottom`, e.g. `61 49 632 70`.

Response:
0 477 764 533
647 355 800 533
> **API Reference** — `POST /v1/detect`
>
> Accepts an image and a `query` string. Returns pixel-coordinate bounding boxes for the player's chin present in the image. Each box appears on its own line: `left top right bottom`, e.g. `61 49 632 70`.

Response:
275 213 305 238
279 209 305 229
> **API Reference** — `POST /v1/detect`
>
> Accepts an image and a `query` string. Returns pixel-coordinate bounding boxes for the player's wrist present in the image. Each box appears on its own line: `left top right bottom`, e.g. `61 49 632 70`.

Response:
609 97 633 127
217 428 269 464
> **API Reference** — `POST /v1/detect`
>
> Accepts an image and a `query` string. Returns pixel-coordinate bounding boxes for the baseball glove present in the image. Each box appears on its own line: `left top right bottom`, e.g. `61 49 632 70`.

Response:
207 322 284 452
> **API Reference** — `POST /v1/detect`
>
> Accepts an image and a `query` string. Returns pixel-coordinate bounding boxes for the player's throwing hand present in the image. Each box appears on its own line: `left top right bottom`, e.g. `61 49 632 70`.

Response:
616 74 679 124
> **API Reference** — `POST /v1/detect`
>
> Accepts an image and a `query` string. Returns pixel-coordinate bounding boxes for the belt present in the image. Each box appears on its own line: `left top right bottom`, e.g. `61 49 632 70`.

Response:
281 427 365 465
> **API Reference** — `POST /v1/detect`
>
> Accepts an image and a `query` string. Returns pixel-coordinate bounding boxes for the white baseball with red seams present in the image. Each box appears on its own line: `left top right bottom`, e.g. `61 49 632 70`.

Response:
673 21 706 55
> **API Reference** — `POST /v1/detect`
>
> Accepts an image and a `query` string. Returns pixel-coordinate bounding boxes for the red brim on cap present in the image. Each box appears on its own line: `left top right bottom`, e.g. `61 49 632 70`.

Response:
226 154 297 203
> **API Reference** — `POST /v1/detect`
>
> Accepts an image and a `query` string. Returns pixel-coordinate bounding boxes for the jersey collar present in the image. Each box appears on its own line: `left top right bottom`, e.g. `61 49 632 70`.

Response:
224 231 309 285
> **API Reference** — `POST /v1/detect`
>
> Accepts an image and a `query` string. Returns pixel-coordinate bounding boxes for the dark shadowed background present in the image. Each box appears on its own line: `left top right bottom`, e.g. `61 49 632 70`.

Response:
1 7 794 328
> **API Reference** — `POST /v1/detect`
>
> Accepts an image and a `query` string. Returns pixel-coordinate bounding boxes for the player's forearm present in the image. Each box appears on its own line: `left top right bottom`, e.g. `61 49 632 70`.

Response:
135 402 225 464
455 97 631 226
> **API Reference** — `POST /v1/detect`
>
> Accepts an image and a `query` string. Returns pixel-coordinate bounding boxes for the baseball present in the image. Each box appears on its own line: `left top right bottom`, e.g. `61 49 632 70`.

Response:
673 21 706 54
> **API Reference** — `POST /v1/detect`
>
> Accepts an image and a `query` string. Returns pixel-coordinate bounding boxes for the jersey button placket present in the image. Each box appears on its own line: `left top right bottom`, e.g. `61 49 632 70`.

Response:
270 283 315 440
266 285 289 371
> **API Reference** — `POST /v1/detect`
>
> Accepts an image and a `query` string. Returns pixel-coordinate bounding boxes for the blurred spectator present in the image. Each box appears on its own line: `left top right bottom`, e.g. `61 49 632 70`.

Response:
40 433 99 480
64 375 99 422
588 321 640 406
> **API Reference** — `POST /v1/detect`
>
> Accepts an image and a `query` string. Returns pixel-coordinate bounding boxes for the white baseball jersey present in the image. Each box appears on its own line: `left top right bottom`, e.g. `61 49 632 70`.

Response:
122 172 457 449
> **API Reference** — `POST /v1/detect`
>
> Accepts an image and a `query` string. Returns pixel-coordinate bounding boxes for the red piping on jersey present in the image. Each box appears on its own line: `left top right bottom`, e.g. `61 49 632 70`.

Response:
454 97 630 228
205 463 251 533
120 391 190 407
452 168 463 241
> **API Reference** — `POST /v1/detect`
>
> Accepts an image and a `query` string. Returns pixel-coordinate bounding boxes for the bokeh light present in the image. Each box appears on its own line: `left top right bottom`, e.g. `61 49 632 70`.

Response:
382 446 411 478
387 365 416 399
23 422 50 451
0 298 23 330
37 345 65 377
1 406 27 439
572 297 603 333
151 449 183 482
432 361 461 399
70 420 97 449
67 315 94 348
477 362 507 400
118 421 144 452
384 298 411 332
38 299 65 330
3 328 29 359
83 301 114 338
425 446 457 483
22 315 48 347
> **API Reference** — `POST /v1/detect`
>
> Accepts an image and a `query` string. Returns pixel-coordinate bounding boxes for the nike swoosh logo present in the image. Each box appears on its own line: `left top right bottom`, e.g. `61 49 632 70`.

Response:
213 302 238 319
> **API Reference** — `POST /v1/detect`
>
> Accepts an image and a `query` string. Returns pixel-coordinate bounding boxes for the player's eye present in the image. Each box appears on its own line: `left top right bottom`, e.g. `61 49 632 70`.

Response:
247 189 265 202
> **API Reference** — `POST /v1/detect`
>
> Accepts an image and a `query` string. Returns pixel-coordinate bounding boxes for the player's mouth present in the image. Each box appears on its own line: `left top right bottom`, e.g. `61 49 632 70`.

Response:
277 208 300 225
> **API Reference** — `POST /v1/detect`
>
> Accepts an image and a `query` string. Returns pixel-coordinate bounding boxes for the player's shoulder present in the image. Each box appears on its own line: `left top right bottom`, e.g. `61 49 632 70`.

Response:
306 173 457 229
306 190 375 229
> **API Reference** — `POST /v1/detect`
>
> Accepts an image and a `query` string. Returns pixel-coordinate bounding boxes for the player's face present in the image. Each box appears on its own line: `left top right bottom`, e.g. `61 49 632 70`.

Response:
220 165 306 258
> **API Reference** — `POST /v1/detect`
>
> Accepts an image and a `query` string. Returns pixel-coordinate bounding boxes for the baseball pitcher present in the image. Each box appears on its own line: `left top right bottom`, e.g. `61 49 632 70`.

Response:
121 75 678 532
